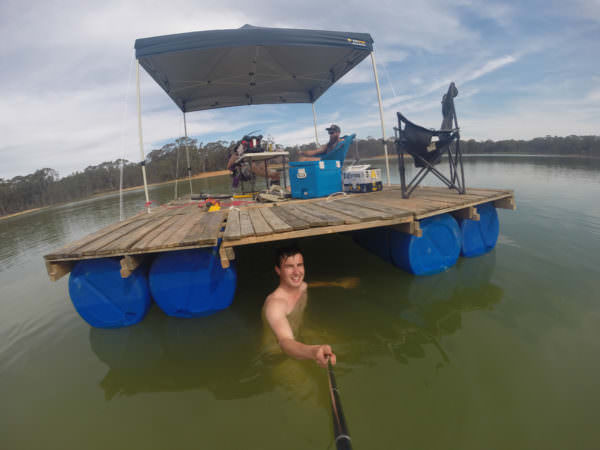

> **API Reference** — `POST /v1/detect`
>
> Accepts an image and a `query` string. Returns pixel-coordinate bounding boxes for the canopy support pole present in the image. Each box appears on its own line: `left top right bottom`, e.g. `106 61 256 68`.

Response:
370 52 391 186
183 113 193 197
312 103 320 146
136 60 151 212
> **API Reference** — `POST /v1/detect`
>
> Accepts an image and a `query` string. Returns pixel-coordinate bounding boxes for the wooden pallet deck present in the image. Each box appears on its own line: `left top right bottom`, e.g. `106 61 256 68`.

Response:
43 186 515 280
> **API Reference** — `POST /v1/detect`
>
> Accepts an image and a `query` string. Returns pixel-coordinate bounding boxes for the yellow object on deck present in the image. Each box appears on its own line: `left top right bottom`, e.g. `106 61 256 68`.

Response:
233 194 255 199
208 204 221 212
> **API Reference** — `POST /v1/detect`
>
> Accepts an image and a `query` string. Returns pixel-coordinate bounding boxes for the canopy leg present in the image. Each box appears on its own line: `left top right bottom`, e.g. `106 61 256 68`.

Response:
136 60 151 212
183 113 193 197
312 103 320 146
370 52 391 186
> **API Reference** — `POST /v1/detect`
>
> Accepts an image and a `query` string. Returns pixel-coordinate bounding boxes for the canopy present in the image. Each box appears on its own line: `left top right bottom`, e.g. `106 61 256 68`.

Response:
134 25 374 113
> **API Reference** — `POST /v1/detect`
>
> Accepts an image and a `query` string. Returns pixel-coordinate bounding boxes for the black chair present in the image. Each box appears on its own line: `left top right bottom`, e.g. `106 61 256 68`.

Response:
394 82 466 198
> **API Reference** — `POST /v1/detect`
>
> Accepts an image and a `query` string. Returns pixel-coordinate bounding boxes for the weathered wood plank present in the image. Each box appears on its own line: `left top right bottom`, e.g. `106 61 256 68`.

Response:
259 207 293 233
465 188 513 197
408 191 473 207
303 203 361 224
239 210 255 238
222 214 412 248
248 208 273 236
316 199 392 221
494 196 516 210
337 198 412 218
45 260 73 281
219 245 230 269
138 214 191 250
414 186 489 201
271 206 310 230
293 203 345 226
130 215 182 250
44 212 146 259
224 209 241 241
183 210 226 246
279 205 328 227
97 216 173 254
225 247 235 260
160 213 207 248
452 206 480 221
77 218 153 256
392 221 423 237
365 194 444 215
120 255 145 278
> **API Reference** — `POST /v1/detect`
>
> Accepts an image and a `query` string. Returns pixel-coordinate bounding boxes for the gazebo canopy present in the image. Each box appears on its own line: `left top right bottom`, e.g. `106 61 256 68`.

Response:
134 25 374 113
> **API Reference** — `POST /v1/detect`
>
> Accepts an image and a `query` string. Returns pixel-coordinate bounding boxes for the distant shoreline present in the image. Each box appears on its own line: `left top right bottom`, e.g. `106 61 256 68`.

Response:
0 169 230 222
2 153 598 221
92 169 230 197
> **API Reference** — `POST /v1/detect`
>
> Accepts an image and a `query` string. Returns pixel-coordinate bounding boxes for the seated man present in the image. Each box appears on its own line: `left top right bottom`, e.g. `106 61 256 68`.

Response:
262 245 337 368
298 124 345 161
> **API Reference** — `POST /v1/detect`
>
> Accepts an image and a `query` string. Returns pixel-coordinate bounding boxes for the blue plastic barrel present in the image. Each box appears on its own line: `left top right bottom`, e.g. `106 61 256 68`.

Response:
390 214 462 276
68 258 152 328
458 202 499 257
353 227 392 263
149 248 237 318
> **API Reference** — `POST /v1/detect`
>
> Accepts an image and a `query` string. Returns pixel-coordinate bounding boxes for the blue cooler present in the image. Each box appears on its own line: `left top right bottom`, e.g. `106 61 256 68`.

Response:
289 160 342 199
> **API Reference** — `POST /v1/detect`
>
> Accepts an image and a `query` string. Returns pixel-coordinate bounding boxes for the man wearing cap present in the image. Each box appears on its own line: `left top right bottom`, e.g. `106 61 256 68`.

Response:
298 124 343 161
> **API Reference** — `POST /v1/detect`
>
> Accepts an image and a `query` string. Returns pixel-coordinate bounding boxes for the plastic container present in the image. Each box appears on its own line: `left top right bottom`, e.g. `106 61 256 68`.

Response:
289 160 342 199
353 227 392 263
68 258 152 328
149 248 237 318
354 214 461 276
390 214 461 275
458 202 499 257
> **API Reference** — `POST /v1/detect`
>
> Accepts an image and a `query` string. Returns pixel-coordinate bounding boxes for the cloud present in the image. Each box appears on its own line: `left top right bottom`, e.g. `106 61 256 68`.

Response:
0 0 598 179
464 55 517 82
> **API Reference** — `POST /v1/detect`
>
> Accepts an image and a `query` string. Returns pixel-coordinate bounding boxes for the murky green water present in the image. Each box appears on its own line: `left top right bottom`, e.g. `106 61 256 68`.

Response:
1 156 600 450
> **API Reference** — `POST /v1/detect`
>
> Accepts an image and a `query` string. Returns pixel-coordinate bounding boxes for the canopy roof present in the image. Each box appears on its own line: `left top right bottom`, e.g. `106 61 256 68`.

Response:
134 25 374 113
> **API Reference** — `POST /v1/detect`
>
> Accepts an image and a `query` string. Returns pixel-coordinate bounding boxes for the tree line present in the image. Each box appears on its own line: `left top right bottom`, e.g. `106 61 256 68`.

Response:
1 134 598 217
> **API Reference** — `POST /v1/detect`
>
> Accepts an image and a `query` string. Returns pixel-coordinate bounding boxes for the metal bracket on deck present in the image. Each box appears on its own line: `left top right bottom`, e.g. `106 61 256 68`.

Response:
45 260 73 281
394 221 422 237
219 246 236 269
494 197 516 210
120 255 145 278
453 206 480 221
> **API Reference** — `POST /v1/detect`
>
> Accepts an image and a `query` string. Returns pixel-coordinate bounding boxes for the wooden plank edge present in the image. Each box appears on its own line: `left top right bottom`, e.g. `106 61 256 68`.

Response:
494 196 516 210
45 260 73 281
43 241 218 263
219 245 230 269
452 206 480 221
392 221 423 237
222 215 414 248
120 255 145 278
415 193 514 220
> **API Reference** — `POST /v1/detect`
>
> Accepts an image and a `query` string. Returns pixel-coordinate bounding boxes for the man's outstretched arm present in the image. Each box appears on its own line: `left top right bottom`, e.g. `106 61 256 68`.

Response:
264 297 336 367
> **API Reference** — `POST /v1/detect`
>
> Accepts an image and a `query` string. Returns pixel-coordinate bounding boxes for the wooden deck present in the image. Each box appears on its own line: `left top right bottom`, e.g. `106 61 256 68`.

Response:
43 186 515 280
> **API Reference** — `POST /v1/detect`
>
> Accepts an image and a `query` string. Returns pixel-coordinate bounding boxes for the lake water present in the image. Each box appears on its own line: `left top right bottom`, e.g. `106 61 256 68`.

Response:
1 155 600 450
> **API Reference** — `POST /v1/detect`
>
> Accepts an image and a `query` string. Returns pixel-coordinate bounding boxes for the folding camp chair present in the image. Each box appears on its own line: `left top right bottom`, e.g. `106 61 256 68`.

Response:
393 83 466 198
321 134 356 164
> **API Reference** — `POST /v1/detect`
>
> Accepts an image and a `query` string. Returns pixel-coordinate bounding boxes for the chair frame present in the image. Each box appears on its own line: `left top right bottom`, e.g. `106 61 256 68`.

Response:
393 96 466 199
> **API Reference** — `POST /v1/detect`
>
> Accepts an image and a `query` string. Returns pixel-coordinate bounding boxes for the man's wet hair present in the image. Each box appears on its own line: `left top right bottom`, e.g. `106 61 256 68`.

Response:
275 243 303 267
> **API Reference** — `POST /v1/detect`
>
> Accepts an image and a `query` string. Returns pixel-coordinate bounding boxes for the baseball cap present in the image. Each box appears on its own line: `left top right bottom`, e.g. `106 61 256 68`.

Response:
325 124 341 133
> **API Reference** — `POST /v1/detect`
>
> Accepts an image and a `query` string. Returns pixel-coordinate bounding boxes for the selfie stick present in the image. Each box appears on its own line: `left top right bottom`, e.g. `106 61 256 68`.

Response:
327 359 352 450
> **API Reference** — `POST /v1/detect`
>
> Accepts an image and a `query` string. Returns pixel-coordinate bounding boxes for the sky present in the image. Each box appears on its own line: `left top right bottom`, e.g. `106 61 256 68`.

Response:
1 0 599 179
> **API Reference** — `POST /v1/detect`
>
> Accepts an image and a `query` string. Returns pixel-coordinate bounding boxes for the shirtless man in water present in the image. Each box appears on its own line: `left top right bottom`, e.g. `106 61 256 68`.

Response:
263 245 337 368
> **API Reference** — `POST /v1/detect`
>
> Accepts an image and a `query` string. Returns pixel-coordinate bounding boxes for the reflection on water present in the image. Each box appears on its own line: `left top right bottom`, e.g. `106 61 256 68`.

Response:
2 156 600 450
90 237 501 407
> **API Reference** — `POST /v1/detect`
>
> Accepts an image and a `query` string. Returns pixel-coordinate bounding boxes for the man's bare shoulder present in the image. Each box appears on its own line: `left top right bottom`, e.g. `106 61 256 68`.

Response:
264 289 286 311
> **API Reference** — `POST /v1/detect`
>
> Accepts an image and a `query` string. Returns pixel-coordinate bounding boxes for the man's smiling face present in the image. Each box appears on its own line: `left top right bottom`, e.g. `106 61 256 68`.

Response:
275 253 305 289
